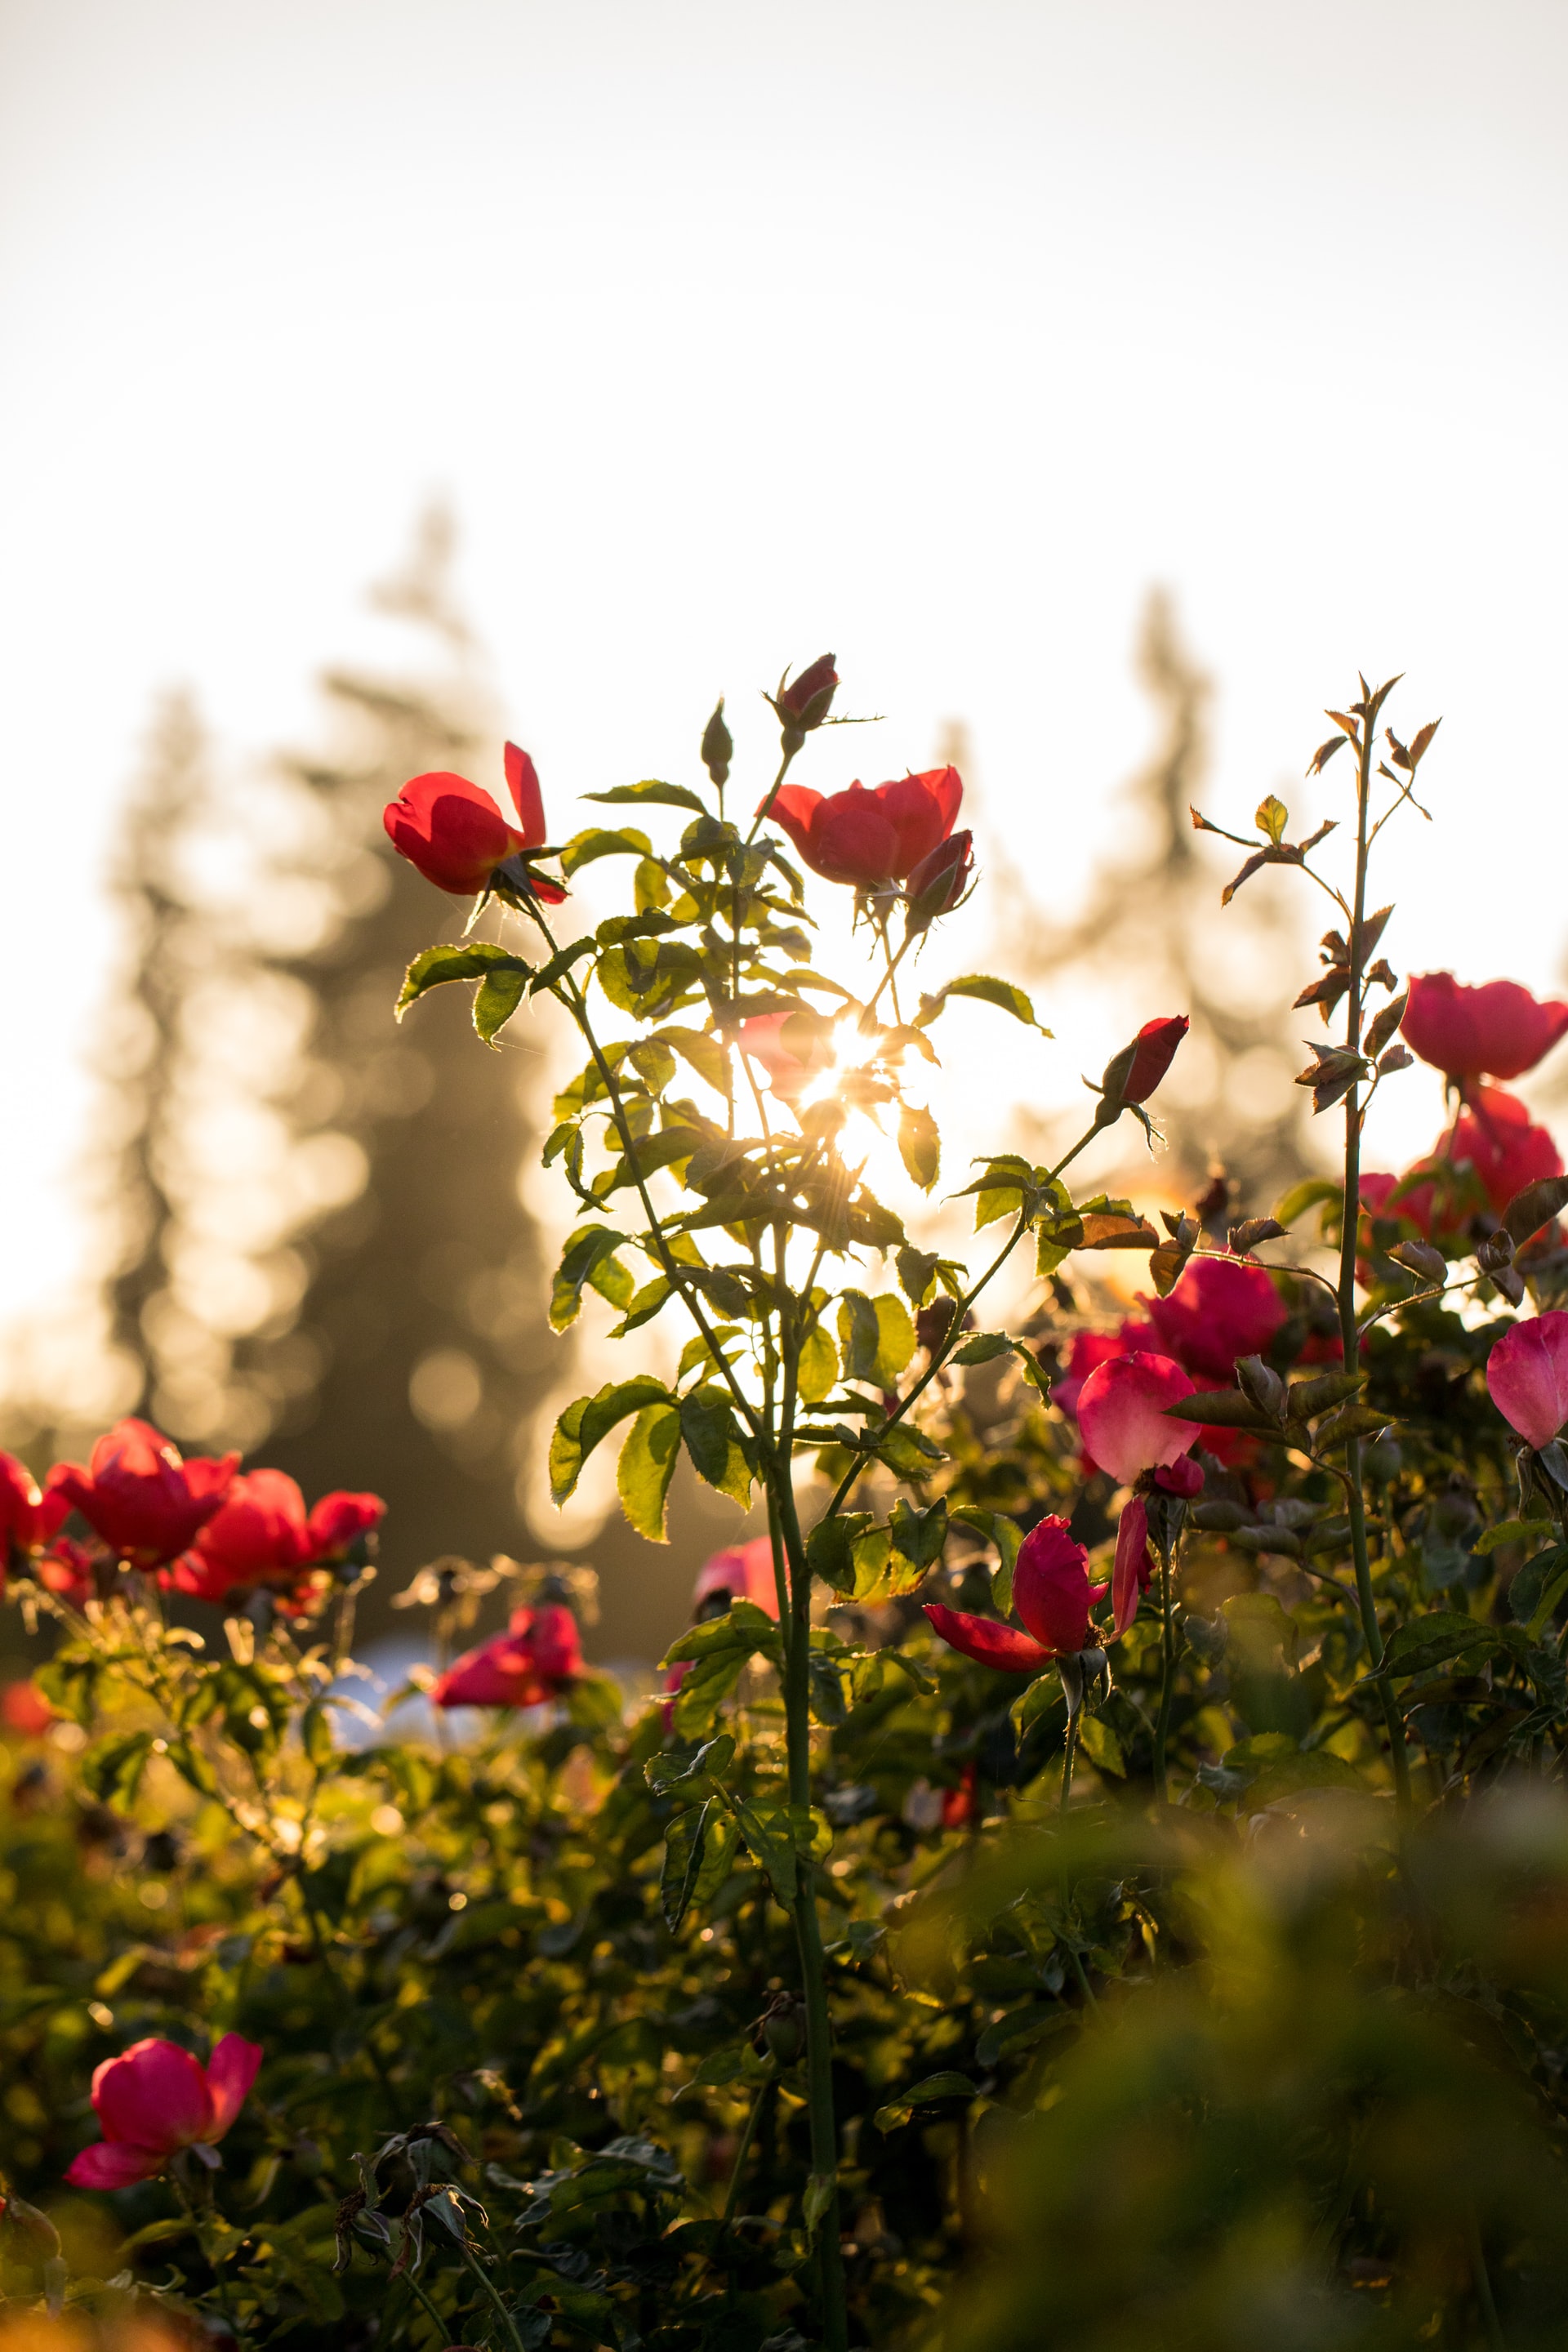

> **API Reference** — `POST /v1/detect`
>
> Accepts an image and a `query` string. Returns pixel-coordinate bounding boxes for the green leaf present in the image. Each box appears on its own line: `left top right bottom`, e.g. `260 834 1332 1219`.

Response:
528 934 597 996
656 1026 729 1094
617 1404 683 1541
396 942 532 1021
474 962 532 1045
1376 1609 1503 1682
905 2071 977 2104
896 1245 940 1306
1274 1176 1343 1234
889 1496 949 1575
950 1505 1024 1613
975 2005 1071 2069
898 1102 941 1191
689 1807 739 1909
584 778 710 814
679 1391 755 1509
1508 1545 1568 1633
662 1801 710 1931
559 825 654 878
1255 793 1289 844
806 1512 875 1599
837 1291 883 1383
872 1422 945 1481
953 1331 1014 1366
796 1325 839 1404
735 1798 797 1904
645 1731 736 1801
1076 1713 1125 1777
549 1225 632 1333
549 1376 674 1503
1476 1517 1554 1557
919 975 1048 1031
627 1037 677 1094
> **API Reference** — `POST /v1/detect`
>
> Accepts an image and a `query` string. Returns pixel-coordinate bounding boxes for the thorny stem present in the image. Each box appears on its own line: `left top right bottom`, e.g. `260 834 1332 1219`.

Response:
1338 702 1414 1815
1059 1710 1079 1814
455 2238 531 2352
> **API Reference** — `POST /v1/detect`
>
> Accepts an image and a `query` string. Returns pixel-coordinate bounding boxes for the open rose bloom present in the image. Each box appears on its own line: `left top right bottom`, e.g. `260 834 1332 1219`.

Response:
51 1420 238 1571
432 1602 583 1709
765 766 962 889
1486 1312 1568 1450
65 2034 262 2188
924 1516 1106 1674
167 1469 384 1609
1402 972 1568 1082
384 742 566 901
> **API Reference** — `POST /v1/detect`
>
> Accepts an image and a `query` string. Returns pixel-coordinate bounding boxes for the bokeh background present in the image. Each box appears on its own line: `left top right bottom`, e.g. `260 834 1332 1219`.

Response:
3 0 1565 1661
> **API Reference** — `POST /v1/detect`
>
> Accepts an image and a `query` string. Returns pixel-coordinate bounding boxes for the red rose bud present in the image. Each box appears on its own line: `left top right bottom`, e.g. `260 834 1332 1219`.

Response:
1099 1015 1190 1111
431 1603 582 1709
1402 972 1568 1082
904 830 974 933
383 743 566 902
65 2034 262 2189
52 1420 238 1571
774 653 839 746
764 768 963 889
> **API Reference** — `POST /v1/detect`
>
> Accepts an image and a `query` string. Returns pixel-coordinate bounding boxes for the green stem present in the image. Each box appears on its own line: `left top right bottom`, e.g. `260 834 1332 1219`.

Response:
720 2079 773 2230
456 2240 529 2352
397 2265 452 2347
1467 2205 1507 2351
1059 1711 1079 1814
1337 706 1413 1815
1153 1539 1175 1804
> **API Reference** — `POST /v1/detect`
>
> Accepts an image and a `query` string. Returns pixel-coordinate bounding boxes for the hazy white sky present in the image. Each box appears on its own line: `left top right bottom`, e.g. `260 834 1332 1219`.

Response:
2 0 1566 1330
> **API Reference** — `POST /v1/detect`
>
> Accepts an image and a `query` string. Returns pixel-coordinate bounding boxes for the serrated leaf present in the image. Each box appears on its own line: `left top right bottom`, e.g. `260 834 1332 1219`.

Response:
474 963 531 1044
796 1325 839 1405
952 1331 1015 1366
735 1799 797 1904
679 1392 755 1509
549 1224 633 1333
617 1403 683 1541
656 1026 730 1094
550 1373 677 1505
559 825 653 878
584 778 710 813
1375 1610 1502 1681
898 1102 941 1191
896 1245 940 1305
922 973 1046 1030
396 942 532 1020
1076 1713 1125 1776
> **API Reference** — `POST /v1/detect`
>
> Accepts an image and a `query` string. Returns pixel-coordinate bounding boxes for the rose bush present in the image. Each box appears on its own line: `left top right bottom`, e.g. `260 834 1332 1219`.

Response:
8 663 1568 2351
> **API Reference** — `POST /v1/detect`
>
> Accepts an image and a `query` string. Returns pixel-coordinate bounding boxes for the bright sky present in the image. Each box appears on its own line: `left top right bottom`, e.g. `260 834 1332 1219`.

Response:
2 0 1566 1334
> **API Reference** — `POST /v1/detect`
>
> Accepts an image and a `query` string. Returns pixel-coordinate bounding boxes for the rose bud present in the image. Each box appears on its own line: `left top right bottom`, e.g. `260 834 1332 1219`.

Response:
701 698 733 787
0 1450 70 1575
1098 1016 1190 1114
773 653 839 748
1486 1312 1568 1450
65 2034 263 2189
1402 973 1568 1083
904 830 975 933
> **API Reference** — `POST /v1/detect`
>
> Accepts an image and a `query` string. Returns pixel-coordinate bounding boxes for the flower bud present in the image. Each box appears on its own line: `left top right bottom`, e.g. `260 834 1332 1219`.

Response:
701 699 732 788
760 1989 805 2065
903 831 974 934
1098 1015 1189 1117
773 653 838 750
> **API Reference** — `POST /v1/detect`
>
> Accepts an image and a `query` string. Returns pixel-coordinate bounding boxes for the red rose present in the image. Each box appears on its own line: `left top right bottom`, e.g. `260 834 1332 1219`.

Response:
1141 1257 1286 1386
65 2034 262 2190
168 1471 385 1606
432 1603 583 1709
692 1536 780 1618
1450 1087 1562 1217
764 767 963 889
1402 973 1568 1082
0 1450 70 1570
924 1515 1106 1673
1487 1312 1568 1450
52 1421 238 1571
383 741 566 901
1076 1352 1198 1488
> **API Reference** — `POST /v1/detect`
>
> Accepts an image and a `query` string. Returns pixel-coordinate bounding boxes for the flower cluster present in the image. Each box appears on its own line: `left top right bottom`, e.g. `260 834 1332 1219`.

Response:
0 1418 383 1615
